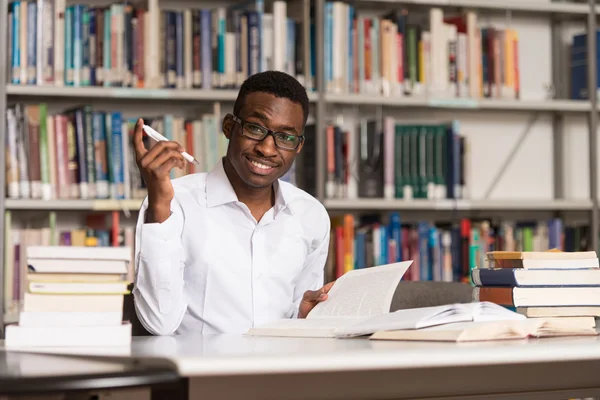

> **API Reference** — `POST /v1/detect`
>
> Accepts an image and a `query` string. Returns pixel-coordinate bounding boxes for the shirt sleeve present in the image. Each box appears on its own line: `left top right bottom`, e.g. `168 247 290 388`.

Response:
133 196 188 335
290 208 331 318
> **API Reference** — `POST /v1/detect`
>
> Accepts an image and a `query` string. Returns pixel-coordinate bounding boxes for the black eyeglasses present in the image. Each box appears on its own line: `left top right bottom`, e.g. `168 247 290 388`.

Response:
231 114 304 151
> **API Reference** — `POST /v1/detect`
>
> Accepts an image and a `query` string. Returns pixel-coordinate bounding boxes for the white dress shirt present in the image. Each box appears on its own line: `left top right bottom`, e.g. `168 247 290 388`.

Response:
133 158 330 336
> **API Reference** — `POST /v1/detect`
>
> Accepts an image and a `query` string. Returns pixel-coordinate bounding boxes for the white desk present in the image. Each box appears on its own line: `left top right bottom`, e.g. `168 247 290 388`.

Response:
6 334 600 399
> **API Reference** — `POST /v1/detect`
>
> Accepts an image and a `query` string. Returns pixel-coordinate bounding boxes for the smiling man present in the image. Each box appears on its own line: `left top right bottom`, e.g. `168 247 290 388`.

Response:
132 71 332 336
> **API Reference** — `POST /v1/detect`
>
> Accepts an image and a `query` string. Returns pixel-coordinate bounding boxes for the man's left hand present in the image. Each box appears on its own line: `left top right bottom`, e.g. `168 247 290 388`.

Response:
298 281 335 319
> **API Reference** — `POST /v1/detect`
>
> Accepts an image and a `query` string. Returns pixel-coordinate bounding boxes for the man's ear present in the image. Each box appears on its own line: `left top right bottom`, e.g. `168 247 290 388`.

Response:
222 114 234 140
295 137 305 154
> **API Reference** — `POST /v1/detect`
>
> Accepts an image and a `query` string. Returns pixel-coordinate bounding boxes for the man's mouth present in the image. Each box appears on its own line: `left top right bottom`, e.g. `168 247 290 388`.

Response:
246 156 278 176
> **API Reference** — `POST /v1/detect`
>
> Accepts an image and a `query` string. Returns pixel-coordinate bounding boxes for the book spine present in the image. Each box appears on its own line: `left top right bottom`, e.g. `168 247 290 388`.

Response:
27 1 36 84
81 6 90 86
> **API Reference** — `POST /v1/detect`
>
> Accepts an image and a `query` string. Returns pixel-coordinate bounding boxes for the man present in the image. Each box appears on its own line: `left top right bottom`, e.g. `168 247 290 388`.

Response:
132 71 333 336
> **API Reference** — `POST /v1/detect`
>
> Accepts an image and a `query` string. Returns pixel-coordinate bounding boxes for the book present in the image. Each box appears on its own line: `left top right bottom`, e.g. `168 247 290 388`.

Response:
370 316 597 342
5 321 132 347
246 261 413 338
472 268 600 287
473 286 600 307
485 250 598 269
517 306 600 318
246 261 525 338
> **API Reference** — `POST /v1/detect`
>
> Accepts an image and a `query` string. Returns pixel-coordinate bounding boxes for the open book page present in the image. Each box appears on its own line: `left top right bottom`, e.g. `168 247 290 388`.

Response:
335 302 526 338
245 317 363 338
469 301 527 321
370 317 598 342
308 261 413 319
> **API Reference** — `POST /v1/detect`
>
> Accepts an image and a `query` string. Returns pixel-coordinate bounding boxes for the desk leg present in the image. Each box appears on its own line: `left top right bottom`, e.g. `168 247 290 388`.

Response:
151 378 188 400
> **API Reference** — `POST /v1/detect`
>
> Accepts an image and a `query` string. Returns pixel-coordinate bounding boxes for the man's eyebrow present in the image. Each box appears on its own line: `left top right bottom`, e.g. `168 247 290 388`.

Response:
246 111 299 134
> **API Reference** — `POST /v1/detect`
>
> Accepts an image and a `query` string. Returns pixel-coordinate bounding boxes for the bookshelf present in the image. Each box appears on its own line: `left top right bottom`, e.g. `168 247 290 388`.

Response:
1 0 600 331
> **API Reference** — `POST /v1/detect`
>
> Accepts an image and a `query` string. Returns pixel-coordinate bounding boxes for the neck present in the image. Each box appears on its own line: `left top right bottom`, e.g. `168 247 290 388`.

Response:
222 157 275 209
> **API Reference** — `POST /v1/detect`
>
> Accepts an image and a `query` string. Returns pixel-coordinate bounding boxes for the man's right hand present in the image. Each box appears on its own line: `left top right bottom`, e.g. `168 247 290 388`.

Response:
133 118 186 223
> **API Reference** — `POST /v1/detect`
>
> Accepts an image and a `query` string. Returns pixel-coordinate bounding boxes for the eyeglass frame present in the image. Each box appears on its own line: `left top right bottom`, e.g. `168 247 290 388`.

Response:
229 114 305 151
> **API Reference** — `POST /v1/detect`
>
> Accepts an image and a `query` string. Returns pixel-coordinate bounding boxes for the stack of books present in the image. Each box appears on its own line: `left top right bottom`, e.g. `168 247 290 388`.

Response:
472 250 600 318
5 246 132 348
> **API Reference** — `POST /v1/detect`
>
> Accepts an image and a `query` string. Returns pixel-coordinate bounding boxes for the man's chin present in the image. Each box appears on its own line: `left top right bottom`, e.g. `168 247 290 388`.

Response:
241 173 278 189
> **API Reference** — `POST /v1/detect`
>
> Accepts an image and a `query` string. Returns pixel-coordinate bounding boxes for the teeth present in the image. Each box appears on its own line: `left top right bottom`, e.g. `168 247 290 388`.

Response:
251 160 272 170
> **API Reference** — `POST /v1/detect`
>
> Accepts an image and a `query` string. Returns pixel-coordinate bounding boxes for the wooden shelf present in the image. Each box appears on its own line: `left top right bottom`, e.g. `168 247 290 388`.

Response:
350 0 596 15
323 199 593 211
6 84 319 102
4 199 144 211
325 94 592 113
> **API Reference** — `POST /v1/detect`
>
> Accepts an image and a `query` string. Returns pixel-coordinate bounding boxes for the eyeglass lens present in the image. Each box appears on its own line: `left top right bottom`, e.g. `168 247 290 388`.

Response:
243 122 299 149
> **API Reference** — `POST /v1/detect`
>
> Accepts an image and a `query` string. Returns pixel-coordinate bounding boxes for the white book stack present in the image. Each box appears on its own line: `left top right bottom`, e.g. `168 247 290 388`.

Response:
5 246 133 348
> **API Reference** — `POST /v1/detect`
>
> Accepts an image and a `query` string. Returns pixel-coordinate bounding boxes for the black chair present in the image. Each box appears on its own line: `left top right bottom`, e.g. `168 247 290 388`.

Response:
391 281 473 311
123 284 152 336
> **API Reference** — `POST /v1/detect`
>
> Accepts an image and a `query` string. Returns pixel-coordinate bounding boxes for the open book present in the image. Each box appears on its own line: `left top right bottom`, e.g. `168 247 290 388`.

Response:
246 261 412 338
370 316 598 342
246 261 526 338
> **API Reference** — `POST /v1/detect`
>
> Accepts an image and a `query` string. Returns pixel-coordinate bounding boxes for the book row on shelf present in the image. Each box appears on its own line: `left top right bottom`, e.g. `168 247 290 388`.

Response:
325 117 467 201
3 209 134 318
6 0 313 91
4 102 233 201
325 213 589 284
323 4 518 100
5 0 599 101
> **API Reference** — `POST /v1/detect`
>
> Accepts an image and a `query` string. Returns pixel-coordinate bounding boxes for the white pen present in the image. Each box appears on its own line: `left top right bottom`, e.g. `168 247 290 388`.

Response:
142 124 200 166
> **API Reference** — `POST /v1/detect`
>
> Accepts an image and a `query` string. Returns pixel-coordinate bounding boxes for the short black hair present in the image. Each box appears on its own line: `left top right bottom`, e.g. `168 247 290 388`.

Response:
233 71 309 124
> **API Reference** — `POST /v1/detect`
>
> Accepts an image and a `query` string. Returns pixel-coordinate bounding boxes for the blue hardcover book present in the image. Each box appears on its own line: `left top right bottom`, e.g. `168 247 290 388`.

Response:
217 9 226 84
92 111 108 198
110 112 124 200
65 6 74 86
103 7 111 87
389 212 402 262
89 8 96 86
11 2 20 84
570 30 600 99
451 226 462 282
200 10 212 89
379 224 388 265
548 218 563 250
73 5 82 86
324 2 332 91
246 11 260 77
418 222 431 281
81 6 90 86
287 18 295 76
355 230 365 269
27 1 37 84
429 227 441 281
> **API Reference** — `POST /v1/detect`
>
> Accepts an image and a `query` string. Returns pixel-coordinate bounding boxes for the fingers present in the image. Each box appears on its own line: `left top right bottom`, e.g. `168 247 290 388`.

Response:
133 118 148 159
138 140 184 168
322 281 336 293
147 148 185 172
302 289 328 303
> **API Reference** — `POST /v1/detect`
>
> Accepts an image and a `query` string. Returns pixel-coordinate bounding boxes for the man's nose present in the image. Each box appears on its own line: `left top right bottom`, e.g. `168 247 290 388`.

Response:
255 133 278 156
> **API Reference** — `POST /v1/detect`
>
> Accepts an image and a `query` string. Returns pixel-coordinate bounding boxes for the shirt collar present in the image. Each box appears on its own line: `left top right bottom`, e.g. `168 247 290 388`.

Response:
206 158 296 215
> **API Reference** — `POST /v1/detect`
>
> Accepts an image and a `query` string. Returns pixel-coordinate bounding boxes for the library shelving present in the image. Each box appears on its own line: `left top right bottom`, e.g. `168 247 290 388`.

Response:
3 198 144 211
324 94 593 113
6 84 320 102
346 0 599 15
323 199 595 212
1 0 600 332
